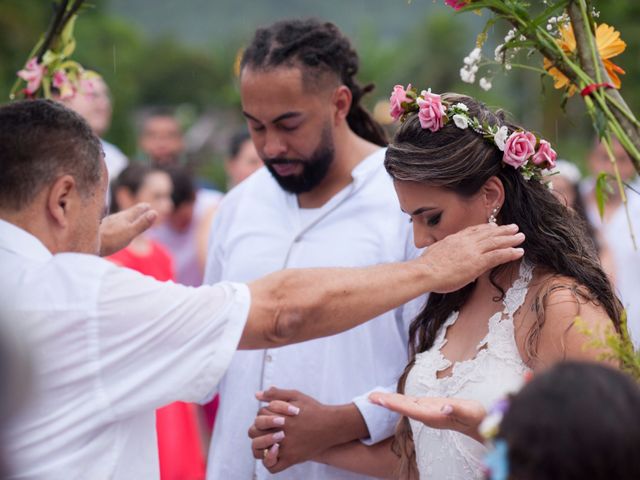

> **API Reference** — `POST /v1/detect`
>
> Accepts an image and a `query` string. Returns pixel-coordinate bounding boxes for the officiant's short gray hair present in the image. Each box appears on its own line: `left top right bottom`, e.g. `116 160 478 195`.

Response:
0 99 103 210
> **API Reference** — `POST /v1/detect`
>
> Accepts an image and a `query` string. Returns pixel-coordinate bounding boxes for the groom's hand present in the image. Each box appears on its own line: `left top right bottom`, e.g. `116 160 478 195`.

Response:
248 387 369 473
419 223 524 293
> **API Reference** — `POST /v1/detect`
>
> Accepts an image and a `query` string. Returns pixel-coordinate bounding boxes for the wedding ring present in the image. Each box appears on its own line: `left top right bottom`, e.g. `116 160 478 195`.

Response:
263 448 269 459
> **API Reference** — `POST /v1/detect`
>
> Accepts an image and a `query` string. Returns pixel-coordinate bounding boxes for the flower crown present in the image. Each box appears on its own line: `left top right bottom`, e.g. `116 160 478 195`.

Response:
389 85 557 182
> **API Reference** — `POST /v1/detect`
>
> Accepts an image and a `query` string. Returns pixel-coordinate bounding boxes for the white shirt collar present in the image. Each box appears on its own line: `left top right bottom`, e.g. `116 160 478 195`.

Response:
351 148 386 185
0 218 52 261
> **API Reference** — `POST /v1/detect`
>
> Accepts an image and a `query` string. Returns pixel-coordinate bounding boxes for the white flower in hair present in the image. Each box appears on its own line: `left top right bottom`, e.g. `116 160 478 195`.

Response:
454 102 468 112
494 125 509 151
452 114 469 129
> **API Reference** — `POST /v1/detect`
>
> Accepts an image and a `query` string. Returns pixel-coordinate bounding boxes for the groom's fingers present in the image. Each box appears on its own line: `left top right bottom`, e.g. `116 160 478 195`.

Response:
263 443 279 468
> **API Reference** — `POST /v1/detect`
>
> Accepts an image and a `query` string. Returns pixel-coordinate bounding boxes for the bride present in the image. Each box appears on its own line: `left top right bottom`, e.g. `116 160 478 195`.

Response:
257 88 623 479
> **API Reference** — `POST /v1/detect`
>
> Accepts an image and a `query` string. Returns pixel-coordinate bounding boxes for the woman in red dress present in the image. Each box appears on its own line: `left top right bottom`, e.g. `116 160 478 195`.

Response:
108 164 207 480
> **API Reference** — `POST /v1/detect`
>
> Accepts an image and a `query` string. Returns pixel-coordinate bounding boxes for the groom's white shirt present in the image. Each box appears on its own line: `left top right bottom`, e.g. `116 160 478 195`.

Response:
0 219 250 480
204 149 423 480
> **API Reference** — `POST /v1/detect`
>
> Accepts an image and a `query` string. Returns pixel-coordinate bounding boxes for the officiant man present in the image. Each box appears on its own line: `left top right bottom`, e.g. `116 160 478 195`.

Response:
0 99 524 479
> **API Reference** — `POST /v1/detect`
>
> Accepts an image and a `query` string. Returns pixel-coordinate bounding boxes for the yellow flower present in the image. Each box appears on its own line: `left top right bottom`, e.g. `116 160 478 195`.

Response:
543 23 626 96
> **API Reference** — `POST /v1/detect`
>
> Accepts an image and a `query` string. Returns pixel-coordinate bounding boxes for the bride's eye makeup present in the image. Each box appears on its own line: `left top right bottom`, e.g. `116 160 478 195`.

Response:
427 212 442 226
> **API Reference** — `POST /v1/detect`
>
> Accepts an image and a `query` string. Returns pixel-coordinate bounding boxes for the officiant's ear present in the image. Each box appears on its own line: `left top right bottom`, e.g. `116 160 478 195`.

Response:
481 176 505 216
47 174 77 228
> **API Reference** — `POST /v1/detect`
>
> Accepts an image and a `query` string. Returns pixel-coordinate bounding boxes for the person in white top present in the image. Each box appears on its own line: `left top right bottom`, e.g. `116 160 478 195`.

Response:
580 137 640 347
283 91 621 479
204 19 427 480
0 99 524 479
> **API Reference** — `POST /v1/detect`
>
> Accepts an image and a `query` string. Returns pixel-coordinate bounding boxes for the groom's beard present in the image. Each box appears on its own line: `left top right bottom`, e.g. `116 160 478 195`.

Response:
264 126 335 194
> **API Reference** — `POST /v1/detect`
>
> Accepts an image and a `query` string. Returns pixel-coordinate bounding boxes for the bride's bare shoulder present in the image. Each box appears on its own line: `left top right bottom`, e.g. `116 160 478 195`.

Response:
522 272 618 370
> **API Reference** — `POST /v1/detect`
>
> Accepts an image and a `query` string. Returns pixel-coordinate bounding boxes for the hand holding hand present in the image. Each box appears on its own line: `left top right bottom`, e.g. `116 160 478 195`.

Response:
248 387 368 473
369 392 486 443
419 223 525 293
99 203 157 257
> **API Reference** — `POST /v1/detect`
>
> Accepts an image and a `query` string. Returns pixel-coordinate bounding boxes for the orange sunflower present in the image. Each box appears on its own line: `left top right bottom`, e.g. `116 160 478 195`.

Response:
543 23 626 96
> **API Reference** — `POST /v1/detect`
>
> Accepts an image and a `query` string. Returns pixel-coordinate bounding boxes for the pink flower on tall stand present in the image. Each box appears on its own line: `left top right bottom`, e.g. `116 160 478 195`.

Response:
532 140 557 169
417 90 446 133
52 70 75 100
17 58 45 95
445 0 468 10
503 130 536 168
389 84 411 121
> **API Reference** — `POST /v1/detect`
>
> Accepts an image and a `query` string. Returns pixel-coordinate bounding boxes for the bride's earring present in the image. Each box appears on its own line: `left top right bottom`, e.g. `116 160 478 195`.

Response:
488 206 499 224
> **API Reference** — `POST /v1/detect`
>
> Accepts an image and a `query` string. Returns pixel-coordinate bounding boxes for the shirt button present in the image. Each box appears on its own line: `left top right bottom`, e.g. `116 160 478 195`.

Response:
265 354 273 362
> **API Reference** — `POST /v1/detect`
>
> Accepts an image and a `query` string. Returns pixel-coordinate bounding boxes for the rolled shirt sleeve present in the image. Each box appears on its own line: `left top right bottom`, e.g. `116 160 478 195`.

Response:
353 384 401 445
95 263 251 418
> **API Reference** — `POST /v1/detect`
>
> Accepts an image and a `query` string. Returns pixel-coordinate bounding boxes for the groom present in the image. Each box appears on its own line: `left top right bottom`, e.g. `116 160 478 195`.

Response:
205 18 441 479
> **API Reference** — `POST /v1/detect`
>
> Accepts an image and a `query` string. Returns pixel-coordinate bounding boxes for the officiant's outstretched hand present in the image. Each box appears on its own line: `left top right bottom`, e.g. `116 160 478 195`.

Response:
242 222 525 349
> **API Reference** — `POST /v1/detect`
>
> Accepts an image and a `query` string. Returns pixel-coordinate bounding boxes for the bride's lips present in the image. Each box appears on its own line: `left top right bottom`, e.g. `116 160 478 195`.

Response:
270 163 302 176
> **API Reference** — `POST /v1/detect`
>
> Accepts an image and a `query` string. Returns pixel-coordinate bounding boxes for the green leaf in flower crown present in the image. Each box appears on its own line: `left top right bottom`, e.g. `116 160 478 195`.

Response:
595 172 612 219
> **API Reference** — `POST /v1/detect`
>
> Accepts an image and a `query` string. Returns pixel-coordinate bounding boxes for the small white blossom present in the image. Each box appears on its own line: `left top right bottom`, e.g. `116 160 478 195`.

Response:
494 45 505 63
505 63 512 71
453 102 469 112
479 77 492 91
504 29 517 43
452 114 469 129
460 67 476 84
468 47 481 62
494 126 509 151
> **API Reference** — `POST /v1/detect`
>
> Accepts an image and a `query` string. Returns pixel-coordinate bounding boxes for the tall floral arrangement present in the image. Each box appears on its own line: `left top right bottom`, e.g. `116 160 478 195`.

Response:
10 0 96 101
440 0 639 247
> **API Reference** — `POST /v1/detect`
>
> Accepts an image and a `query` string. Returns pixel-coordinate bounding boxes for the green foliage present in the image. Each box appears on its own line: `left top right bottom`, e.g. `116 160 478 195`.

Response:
4 1 640 179
577 315 640 382
595 171 612 218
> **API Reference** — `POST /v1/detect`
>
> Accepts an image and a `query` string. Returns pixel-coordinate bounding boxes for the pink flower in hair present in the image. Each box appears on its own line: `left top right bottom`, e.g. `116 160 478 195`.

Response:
445 0 467 10
17 57 45 95
532 140 557 169
503 130 536 168
389 84 411 121
417 89 446 133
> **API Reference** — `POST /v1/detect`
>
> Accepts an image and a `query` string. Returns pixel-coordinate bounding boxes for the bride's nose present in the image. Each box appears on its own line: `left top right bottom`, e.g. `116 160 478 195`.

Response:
413 226 437 249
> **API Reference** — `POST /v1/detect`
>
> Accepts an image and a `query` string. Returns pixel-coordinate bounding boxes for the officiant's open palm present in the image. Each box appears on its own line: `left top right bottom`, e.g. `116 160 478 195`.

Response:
369 392 487 443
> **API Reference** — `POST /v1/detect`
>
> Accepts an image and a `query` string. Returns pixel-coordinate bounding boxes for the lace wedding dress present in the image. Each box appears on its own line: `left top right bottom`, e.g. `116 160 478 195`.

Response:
405 261 533 479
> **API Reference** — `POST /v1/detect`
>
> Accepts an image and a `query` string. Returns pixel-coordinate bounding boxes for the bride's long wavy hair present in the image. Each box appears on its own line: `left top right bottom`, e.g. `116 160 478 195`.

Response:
385 94 623 478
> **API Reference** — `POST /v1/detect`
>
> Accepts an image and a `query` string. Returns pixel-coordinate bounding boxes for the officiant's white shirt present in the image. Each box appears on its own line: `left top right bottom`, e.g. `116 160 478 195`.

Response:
0 219 250 480
204 149 422 480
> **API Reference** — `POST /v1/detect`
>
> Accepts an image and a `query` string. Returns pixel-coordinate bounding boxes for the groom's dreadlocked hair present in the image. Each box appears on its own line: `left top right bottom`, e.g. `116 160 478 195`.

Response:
240 18 387 146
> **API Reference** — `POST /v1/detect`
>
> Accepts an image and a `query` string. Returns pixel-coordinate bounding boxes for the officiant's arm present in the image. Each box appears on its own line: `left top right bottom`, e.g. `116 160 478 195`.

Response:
239 223 524 349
